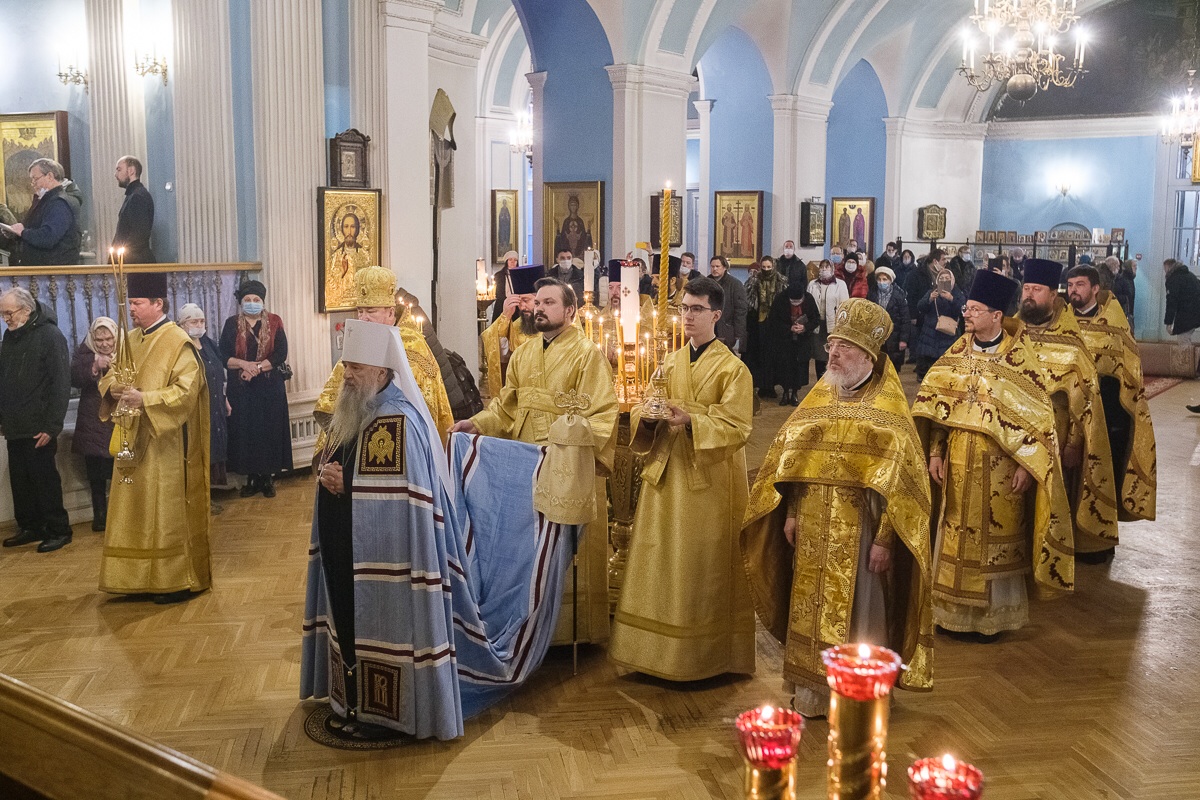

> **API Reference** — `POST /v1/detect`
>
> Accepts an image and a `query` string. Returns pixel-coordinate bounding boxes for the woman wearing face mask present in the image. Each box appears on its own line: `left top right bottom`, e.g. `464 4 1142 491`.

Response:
221 281 293 498
837 250 870 299
895 249 916 289
867 267 911 371
71 317 118 531
806 259 850 379
912 269 965 379
179 304 230 505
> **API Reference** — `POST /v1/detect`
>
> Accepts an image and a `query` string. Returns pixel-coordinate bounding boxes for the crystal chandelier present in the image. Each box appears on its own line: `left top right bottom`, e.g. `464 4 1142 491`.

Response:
958 0 1088 102
1162 70 1200 145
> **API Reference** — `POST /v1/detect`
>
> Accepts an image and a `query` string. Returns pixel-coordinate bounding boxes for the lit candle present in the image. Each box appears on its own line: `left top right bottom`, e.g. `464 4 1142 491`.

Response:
907 754 984 800
735 705 803 800
584 247 596 296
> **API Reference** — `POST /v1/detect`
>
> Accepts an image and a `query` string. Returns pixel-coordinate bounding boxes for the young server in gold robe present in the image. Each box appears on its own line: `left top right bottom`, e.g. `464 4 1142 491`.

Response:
1016 260 1120 557
742 298 933 717
98 272 212 604
913 270 1074 639
608 277 757 681
454 271 618 644
1065 264 1157 559
314 266 453 446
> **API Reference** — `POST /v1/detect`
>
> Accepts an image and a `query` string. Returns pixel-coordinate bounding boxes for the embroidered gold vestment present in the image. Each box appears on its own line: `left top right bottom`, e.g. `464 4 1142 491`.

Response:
98 322 212 594
742 358 933 693
1073 291 1157 521
479 311 539 400
609 340 756 680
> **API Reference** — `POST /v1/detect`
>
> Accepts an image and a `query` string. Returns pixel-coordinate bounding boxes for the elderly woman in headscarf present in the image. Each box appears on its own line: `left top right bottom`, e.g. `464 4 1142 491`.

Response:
867 266 911 371
912 268 965 379
220 280 293 499
178 303 230 502
71 316 118 531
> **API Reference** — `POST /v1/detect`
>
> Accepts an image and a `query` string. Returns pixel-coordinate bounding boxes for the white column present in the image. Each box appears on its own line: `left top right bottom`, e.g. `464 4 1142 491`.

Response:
884 118 987 243
349 0 389 264
694 98 714 263
605 65 696 258
85 0 146 258
527 70 547 264
171 0 237 262
250 0 327 397
771 93 831 261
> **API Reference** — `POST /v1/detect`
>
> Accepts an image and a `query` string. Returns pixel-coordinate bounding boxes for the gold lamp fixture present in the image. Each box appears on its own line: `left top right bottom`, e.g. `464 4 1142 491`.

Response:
1163 69 1200 145
958 0 1088 102
134 51 169 85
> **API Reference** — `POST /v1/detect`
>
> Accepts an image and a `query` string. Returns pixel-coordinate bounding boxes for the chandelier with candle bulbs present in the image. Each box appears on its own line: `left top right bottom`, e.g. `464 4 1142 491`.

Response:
958 0 1088 102
1162 69 1200 145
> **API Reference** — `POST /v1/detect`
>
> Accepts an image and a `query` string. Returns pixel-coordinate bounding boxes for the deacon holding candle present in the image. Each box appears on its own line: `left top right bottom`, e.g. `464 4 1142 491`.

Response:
742 298 934 717
609 276 756 681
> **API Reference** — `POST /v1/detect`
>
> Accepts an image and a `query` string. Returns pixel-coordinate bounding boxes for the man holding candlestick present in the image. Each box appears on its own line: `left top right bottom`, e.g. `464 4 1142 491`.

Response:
609 277 757 681
454 277 618 644
742 298 934 716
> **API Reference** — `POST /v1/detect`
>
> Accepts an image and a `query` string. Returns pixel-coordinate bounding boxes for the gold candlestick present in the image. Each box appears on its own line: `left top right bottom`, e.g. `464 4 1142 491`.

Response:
822 644 902 800
658 186 672 320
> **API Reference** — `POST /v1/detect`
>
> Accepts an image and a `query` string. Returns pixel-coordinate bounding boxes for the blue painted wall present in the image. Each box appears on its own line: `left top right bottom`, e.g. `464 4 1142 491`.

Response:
322 0 351 138
981 134 1159 336
0 0 92 247
825 59 887 258
229 0 258 261
513 0 614 261
699 26 773 261
685 137 699 186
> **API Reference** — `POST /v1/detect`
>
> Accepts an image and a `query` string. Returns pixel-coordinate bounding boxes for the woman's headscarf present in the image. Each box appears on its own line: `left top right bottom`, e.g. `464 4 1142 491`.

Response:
935 268 956 291
177 303 205 325
84 316 117 354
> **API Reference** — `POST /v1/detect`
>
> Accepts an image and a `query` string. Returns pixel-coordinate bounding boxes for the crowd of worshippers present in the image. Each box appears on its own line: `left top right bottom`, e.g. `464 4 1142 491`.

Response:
0 246 1160 742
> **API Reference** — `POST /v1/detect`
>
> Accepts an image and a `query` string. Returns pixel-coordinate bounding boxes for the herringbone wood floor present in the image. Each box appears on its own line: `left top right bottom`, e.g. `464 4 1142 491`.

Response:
2 378 1199 799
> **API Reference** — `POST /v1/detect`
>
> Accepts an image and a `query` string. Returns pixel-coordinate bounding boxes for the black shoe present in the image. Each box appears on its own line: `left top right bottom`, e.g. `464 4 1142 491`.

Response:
779 392 792 406
1187 404 1200 413
153 590 194 605
239 476 260 498
261 476 276 498
3 529 42 548
37 534 72 553
1075 547 1116 564
790 393 801 406
91 516 106 532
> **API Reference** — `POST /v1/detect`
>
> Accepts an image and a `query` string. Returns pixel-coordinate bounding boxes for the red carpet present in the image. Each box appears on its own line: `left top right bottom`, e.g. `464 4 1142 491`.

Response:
1144 376 1184 399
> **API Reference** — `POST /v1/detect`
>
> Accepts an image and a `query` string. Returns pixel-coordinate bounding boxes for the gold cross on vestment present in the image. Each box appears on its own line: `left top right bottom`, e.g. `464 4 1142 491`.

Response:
554 388 592 421
965 354 983 406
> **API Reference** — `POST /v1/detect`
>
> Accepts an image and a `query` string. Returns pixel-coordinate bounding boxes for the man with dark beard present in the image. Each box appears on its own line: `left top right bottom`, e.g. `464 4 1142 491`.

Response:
479 264 542 399
112 156 155 263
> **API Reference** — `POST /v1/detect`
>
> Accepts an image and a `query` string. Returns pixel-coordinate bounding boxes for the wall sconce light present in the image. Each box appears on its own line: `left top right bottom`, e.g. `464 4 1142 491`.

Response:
135 51 169 86
509 112 533 166
57 64 89 91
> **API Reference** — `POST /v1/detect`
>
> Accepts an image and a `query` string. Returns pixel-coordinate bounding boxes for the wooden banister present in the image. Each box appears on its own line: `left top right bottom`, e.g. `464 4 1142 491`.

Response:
0 674 285 800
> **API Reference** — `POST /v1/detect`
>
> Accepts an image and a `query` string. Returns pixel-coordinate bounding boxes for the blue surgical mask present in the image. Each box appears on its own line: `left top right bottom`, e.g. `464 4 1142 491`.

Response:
242 300 264 315
832 254 843 265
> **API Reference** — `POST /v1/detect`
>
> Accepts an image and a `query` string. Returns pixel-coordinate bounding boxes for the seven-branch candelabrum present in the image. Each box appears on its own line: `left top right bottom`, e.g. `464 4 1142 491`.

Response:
108 248 141 480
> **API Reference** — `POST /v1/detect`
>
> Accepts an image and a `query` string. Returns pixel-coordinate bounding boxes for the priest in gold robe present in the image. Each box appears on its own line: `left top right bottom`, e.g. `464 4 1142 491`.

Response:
913 270 1074 639
479 264 541 399
593 260 656 366
314 266 454 446
454 275 617 644
609 277 756 680
98 272 212 604
1066 265 1157 552
1017 260 1120 556
743 298 933 716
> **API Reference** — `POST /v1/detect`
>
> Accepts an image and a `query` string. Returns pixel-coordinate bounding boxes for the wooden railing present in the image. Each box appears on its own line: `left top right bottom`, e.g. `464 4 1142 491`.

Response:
0 673 285 800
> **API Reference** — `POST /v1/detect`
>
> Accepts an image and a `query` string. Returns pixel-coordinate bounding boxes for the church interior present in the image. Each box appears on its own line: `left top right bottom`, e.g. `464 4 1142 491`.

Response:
1 0 1199 797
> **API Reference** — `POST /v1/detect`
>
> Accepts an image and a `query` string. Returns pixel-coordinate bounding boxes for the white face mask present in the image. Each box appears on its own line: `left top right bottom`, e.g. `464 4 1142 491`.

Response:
183 323 205 338
845 262 858 273
819 268 834 281
783 248 795 257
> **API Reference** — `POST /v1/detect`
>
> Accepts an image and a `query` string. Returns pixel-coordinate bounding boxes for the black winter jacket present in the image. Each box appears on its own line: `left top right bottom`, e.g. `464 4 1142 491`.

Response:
1165 265 1200 336
0 301 71 439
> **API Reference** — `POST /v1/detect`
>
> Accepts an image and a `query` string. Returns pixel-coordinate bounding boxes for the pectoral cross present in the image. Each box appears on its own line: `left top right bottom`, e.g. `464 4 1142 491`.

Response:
965 355 982 406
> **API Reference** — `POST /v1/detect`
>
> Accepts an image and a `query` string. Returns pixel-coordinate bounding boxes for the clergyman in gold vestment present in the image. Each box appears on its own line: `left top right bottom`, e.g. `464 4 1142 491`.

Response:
314 266 454 447
479 267 540 400
1017 260 1119 555
609 277 756 681
98 272 211 603
743 298 933 716
455 274 617 644
1066 266 1157 538
913 271 1074 638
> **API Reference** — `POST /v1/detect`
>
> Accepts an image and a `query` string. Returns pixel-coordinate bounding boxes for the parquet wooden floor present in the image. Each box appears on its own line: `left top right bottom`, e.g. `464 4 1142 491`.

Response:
2 378 1199 799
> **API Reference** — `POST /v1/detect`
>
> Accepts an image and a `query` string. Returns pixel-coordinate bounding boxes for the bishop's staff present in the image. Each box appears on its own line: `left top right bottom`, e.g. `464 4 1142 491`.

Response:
108 247 141 482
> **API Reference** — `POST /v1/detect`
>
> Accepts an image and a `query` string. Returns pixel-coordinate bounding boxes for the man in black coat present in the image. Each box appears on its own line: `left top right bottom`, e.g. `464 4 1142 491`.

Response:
1165 259 1200 411
0 288 73 552
7 158 81 266
113 156 156 263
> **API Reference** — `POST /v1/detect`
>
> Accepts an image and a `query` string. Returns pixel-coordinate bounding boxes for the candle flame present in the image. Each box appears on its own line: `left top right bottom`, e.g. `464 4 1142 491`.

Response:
942 753 956 771
760 704 774 722
857 643 872 659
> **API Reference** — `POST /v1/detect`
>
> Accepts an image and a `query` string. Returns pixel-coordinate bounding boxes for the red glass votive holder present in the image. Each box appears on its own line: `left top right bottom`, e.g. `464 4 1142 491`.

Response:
821 643 903 700
907 755 984 800
735 705 804 770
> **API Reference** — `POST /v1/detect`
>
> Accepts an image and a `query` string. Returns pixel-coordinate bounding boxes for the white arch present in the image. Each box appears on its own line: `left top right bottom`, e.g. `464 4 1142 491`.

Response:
476 6 529 118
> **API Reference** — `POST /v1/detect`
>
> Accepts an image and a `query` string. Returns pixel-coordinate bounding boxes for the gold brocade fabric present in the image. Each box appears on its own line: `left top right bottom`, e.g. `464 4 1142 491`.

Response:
1019 300 1119 549
479 312 539 400
97 323 212 594
912 319 1075 603
1073 291 1157 522
609 341 757 680
471 324 618 643
741 358 933 692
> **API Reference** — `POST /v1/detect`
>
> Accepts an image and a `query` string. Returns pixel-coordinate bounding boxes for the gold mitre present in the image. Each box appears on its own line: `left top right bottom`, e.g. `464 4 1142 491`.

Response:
355 265 397 308
829 297 893 361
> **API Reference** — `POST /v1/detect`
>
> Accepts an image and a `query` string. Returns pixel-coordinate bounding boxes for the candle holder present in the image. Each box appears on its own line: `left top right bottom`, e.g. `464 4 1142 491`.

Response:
735 705 803 800
822 644 902 800
637 328 673 420
907 755 984 800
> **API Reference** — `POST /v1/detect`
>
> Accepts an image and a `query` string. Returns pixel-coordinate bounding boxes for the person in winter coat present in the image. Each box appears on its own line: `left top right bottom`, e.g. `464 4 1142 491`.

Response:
778 239 806 285
7 159 81 266
766 280 821 405
837 250 870 298
912 269 965 379
0 289 73 552
71 317 118 531
807 260 851 380
1165 258 1200 346
867 267 911 371
1112 259 1137 334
